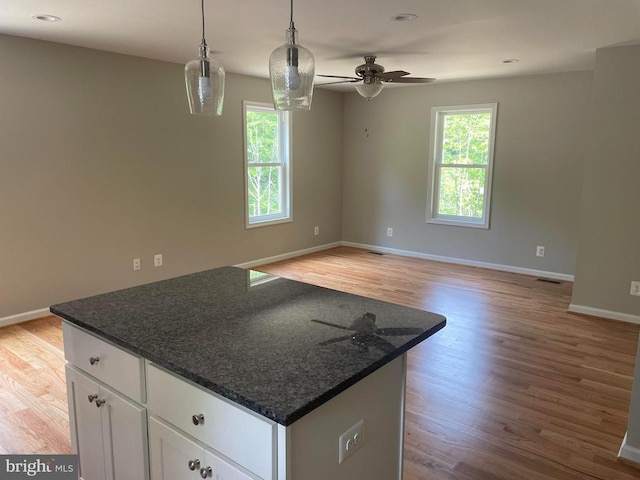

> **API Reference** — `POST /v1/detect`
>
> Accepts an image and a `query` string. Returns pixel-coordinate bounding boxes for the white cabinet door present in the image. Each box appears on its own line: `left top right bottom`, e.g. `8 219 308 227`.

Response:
100 383 149 480
149 417 204 480
149 417 254 480
66 365 148 480
66 365 107 480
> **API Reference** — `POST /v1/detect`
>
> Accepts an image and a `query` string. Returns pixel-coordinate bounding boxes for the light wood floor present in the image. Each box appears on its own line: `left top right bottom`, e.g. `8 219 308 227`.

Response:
2 246 640 479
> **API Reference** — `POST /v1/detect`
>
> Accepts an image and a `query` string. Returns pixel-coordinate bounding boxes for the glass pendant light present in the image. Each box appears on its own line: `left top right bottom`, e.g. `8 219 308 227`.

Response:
185 0 225 116
269 0 315 111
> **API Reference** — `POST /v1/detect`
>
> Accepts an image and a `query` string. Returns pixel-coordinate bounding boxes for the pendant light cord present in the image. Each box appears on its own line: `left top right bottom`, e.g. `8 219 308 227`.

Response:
289 0 294 29
201 0 206 45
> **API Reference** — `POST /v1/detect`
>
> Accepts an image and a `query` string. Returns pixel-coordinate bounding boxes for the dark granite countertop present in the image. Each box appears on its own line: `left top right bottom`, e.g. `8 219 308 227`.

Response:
50 266 445 426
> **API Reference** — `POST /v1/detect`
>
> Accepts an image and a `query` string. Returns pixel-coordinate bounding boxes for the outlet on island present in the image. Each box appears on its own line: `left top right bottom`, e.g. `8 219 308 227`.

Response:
338 419 364 464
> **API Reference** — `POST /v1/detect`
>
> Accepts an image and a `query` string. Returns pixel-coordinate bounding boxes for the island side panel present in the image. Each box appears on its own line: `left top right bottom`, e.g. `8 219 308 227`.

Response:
279 354 406 480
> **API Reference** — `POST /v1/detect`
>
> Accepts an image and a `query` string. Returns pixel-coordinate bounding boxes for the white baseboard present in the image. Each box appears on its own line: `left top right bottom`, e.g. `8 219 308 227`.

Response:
235 242 343 269
619 433 640 465
342 241 575 282
2 241 607 329
568 304 640 325
0 308 51 328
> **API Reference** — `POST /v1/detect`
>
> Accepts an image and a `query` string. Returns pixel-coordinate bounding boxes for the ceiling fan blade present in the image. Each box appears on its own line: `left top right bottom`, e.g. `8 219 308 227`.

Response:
316 80 361 85
317 335 352 346
377 327 425 336
317 74 360 80
375 70 410 81
311 319 353 331
383 77 436 84
368 335 398 354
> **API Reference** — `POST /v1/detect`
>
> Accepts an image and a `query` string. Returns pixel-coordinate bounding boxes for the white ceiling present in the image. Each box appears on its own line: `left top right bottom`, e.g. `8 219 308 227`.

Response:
2 0 640 90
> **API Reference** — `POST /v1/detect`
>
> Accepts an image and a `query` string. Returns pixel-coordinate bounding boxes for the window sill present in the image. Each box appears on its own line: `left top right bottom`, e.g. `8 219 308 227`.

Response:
426 216 489 229
246 217 292 229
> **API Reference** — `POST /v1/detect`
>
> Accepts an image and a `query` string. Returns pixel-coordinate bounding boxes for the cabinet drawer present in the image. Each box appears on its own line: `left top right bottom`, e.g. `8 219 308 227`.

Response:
147 364 274 480
63 321 145 403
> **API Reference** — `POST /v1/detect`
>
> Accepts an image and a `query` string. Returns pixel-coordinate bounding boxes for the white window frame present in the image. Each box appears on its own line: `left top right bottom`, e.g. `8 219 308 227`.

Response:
426 103 498 229
242 100 292 228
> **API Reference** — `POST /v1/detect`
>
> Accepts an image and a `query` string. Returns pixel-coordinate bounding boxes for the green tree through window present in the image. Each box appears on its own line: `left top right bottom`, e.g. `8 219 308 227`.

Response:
428 104 497 228
243 102 291 226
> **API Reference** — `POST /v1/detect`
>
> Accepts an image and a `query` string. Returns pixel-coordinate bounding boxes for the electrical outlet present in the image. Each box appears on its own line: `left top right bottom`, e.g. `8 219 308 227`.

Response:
154 254 163 267
314 226 319 236
133 258 141 271
631 281 640 297
387 228 393 237
338 419 364 464
536 246 545 257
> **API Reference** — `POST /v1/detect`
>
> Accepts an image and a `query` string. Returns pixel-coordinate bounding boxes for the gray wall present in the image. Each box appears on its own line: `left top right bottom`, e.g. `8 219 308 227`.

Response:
572 45 640 318
0 33 344 318
341 71 592 276
570 44 640 460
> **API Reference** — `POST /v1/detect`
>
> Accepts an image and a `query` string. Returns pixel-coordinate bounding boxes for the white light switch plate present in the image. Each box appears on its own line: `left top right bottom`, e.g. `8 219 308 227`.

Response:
338 419 364 464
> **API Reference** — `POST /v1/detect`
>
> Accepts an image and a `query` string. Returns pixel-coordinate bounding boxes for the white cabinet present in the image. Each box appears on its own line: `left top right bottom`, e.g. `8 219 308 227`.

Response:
66 366 108 480
63 322 149 480
66 366 149 480
62 321 408 480
146 364 274 480
149 417 254 480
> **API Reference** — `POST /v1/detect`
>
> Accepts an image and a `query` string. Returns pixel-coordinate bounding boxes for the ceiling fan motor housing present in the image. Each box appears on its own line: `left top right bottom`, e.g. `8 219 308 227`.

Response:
356 55 384 84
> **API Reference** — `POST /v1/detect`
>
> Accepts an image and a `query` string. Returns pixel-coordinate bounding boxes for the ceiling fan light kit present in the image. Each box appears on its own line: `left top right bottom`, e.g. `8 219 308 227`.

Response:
355 80 384 101
269 0 315 111
185 0 225 116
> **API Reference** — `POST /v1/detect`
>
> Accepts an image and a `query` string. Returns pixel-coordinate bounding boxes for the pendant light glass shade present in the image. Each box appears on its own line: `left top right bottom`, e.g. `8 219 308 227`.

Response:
355 80 384 101
185 0 225 116
269 1 314 111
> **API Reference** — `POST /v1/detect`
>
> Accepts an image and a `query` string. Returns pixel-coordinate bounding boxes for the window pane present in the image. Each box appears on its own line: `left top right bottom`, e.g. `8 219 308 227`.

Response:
247 166 282 217
246 110 279 164
437 166 486 218
442 113 491 165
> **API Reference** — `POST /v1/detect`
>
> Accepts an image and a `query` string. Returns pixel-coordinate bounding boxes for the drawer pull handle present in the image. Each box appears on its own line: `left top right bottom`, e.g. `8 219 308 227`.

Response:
187 459 200 471
199 467 212 478
87 394 98 403
89 356 100 365
95 398 105 408
192 414 205 426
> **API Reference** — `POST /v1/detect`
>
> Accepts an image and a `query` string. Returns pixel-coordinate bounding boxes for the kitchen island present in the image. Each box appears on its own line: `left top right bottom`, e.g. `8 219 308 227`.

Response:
51 266 445 480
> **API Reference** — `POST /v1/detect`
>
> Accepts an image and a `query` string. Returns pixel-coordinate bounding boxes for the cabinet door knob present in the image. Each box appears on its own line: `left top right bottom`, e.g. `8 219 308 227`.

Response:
192 414 205 426
187 459 200 471
89 356 100 365
87 394 98 403
95 398 105 408
199 467 212 478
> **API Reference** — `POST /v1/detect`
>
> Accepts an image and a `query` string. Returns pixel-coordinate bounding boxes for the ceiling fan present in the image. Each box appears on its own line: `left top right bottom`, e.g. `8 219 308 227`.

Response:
317 55 435 100
312 312 425 354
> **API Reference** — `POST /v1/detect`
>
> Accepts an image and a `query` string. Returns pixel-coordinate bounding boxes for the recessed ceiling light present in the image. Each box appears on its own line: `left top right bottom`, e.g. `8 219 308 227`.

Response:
502 58 520 64
32 14 62 22
393 13 418 22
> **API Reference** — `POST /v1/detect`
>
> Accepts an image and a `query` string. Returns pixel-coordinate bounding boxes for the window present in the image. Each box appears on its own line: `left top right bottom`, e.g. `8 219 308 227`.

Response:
427 103 497 228
243 101 291 227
